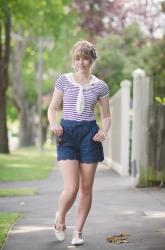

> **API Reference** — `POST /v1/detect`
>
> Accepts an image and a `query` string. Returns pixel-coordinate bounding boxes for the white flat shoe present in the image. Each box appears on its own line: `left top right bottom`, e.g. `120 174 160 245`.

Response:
54 211 66 241
71 231 84 246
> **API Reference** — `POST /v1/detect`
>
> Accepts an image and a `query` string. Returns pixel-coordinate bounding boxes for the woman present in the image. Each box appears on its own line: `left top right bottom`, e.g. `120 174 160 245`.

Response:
48 40 111 246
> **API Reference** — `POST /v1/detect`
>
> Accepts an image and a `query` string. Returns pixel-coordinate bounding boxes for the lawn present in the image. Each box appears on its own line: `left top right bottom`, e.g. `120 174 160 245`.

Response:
0 212 20 248
0 146 55 247
0 188 37 197
0 146 55 181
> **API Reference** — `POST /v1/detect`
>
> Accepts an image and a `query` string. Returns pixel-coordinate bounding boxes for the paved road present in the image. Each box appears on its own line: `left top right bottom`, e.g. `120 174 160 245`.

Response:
1 165 165 250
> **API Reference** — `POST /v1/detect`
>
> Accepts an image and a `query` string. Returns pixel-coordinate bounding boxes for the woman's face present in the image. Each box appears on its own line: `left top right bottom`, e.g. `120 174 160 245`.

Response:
73 53 93 73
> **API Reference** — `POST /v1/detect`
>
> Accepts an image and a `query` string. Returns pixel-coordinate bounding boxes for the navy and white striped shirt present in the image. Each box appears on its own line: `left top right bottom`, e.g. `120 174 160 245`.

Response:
55 73 109 121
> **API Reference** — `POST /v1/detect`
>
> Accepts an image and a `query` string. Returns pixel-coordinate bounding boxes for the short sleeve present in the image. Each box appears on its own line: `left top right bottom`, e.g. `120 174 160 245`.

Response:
55 75 64 93
99 81 109 98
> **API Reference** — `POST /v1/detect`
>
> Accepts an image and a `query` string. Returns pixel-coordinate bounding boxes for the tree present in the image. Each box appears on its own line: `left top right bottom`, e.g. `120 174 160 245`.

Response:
10 33 36 146
95 23 145 95
0 0 73 152
0 0 11 153
72 0 122 41
137 37 165 98
72 0 165 41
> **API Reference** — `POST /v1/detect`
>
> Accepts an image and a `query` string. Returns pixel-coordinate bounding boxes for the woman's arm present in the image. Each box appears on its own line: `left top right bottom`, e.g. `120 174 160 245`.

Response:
98 96 111 135
47 89 63 136
93 96 111 142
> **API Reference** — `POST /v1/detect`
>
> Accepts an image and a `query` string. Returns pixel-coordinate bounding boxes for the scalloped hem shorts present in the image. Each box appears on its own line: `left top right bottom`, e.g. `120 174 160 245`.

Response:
57 119 104 163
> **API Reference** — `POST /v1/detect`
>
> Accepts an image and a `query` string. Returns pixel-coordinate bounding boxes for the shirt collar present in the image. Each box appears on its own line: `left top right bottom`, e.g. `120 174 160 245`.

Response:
64 73 100 89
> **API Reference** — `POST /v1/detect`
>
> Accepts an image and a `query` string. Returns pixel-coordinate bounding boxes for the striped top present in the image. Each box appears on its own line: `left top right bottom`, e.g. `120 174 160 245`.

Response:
55 72 109 121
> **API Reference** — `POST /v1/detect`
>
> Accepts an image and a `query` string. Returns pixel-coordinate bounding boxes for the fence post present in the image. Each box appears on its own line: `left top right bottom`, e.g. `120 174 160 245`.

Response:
103 79 131 176
120 80 131 176
131 68 151 186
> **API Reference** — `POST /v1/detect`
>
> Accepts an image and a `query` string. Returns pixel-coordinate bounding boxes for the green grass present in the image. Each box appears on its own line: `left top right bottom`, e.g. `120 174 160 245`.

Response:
0 212 20 248
0 188 37 197
0 146 55 181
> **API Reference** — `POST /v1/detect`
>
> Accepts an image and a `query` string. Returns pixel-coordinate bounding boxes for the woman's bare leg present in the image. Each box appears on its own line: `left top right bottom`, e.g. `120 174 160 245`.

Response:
74 162 97 232
57 160 80 225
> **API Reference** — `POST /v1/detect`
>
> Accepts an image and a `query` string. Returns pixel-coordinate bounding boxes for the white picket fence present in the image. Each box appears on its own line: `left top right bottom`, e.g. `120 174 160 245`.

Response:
103 79 131 176
103 68 151 180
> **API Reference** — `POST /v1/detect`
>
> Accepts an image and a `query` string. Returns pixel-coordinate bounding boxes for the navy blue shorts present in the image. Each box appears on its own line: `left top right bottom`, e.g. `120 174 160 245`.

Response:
57 119 104 163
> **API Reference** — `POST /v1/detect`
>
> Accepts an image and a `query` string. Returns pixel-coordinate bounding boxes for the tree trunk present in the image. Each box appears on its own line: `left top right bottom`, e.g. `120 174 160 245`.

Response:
0 87 9 153
0 0 11 153
41 108 49 145
11 33 35 146
19 105 35 146
36 38 44 150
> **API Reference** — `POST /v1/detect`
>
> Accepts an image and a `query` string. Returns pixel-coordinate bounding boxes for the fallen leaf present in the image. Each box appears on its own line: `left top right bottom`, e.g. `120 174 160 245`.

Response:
106 233 129 244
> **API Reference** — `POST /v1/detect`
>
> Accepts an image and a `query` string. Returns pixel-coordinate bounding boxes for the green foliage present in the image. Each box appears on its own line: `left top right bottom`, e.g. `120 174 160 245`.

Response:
147 39 165 97
155 97 165 104
134 37 165 98
7 87 18 121
7 102 18 121
95 23 145 95
95 35 124 95
21 25 85 103
23 44 37 104
5 0 84 120
8 0 67 37
49 12 86 74
95 23 164 98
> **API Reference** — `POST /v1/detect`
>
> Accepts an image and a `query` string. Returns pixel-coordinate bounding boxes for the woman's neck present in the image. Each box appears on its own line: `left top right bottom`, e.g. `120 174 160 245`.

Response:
73 71 92 85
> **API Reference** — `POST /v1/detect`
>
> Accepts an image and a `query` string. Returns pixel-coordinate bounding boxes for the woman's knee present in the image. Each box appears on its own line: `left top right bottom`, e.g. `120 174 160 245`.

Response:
79 184 92 196
64 187 78 199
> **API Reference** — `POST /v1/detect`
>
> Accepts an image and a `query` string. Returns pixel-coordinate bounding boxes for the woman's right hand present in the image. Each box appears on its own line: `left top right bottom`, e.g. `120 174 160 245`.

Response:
50 124 63 137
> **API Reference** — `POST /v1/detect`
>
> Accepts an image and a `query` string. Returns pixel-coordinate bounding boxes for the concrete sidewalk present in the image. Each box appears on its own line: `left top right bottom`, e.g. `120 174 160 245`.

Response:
1 165 165 250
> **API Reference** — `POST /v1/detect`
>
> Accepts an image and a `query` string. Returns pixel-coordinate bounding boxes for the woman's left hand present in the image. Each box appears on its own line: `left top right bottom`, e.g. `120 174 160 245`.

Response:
93 130 106 142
